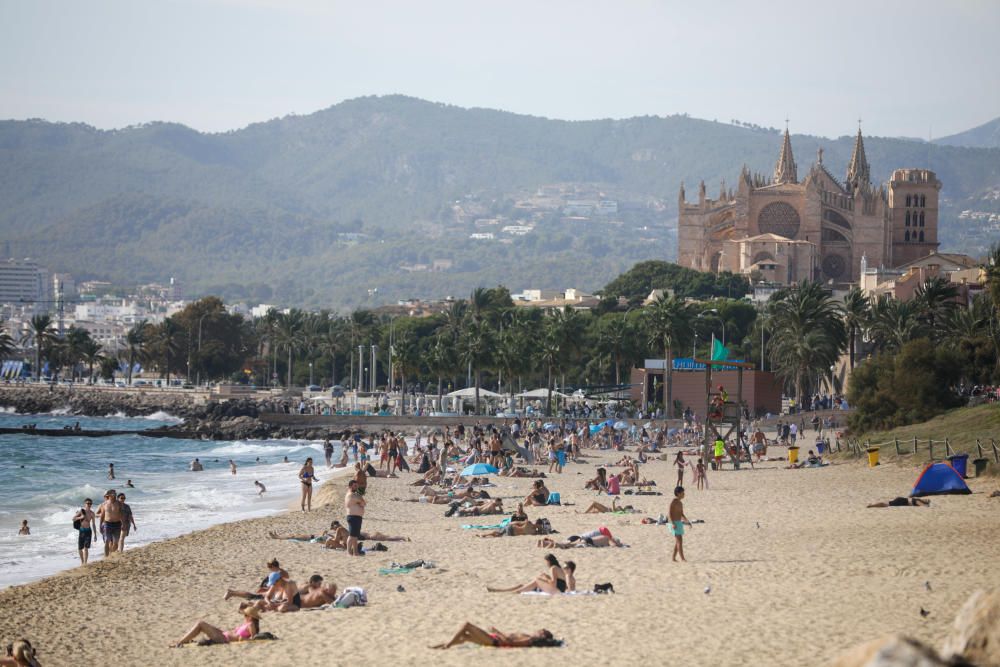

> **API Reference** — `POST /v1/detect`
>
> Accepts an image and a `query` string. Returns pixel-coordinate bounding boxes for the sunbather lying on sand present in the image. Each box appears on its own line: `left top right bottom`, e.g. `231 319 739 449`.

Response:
430 622 562 649
502 466 547 478
298 574 338 608
867 497 930 507
580 498 638 514
487 555 575 594
537 526 623 548
449 498 504 517
170 606 260 647
477 518 551 538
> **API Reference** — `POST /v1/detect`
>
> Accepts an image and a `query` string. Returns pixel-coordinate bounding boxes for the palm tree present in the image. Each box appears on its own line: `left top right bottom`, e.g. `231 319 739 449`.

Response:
867 295 925 353
125 320 151 385
152 319 183 385
390 332 419 414
0 324 15 360
643 295 693 418
842 287 870 371
79 338 105 383
427 335 457 409
914 276 959 336
598 314 632 386
536 323 563 416
272 310 305 388
458 318 493 415
317 323 343 387
766 281 846 403
63 327 92 381
28 314 56 380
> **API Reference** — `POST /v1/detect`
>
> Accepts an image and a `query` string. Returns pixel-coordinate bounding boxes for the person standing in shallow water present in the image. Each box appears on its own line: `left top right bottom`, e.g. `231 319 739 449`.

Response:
299 457 317 512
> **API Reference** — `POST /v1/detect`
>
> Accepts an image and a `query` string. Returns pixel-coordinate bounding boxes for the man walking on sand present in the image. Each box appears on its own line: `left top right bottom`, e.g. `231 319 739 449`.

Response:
73 498 96 564
117 492 136 552
96 489 123 556
345 479 366 556
668 486 692 562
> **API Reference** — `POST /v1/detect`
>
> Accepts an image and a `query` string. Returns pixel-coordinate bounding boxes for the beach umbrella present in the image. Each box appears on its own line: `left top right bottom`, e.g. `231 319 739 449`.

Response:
589 424 602 434
460 463 499 476
613 420 629 430
543 422 559 431
668 427 680 436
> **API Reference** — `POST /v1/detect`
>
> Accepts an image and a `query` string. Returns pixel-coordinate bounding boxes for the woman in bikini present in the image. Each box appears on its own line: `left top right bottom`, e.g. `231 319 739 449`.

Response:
171 605 260 647
486 553 568 594
430 623 560 649
524 479 550 507
299 458 318 512
674 451 686 486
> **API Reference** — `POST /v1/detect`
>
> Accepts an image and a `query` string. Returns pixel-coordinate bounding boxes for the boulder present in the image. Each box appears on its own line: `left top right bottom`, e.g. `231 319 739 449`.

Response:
829 634 959 667
941 589 1000 667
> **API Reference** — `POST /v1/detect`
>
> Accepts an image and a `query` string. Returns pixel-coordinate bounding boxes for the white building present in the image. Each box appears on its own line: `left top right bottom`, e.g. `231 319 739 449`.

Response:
0 258 48 305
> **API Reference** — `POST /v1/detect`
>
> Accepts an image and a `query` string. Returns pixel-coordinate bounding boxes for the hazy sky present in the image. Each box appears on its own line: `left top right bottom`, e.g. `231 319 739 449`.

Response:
2 0 998 139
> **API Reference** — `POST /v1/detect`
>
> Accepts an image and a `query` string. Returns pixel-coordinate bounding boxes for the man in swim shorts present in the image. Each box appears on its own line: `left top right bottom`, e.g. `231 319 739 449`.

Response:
73 498 96 564
345 479 366 556
96 489 123 556
668 486 692 562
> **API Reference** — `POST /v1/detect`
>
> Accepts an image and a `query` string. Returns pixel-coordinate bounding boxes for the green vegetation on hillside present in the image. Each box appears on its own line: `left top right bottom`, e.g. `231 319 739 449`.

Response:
2 96 999 308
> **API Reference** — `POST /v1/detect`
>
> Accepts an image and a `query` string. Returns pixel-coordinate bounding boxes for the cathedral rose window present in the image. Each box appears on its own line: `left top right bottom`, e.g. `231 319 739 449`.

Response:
758 202 801 239
822 254 847 279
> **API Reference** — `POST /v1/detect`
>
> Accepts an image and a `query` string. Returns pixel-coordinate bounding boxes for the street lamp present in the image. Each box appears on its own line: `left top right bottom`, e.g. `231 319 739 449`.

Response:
702 308 725 347
309 362 313 386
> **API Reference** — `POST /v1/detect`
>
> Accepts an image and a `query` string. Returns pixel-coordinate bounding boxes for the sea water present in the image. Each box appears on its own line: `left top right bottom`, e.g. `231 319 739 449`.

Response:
0 412 342 588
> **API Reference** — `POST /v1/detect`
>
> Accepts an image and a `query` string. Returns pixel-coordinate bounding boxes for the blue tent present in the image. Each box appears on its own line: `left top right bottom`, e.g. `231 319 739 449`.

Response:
910 462 971 497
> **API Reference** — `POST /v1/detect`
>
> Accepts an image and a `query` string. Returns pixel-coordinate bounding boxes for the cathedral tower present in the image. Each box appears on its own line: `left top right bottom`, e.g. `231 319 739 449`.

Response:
888 168 941 265
773 127 798 185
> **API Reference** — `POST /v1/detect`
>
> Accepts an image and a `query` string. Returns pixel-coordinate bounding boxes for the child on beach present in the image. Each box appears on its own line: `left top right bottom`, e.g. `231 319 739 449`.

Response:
694 459 707 490
668 486 692 562
229 460 237 476
18 520 29 535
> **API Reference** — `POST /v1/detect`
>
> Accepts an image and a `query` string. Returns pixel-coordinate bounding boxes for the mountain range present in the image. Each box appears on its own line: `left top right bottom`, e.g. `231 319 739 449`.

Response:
1 95 998 309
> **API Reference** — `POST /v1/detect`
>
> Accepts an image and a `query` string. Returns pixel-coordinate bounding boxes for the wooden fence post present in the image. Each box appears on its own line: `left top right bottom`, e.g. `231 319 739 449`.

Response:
913 436 918 455
929 440 934 461
894 438 900 456
946 438 953 458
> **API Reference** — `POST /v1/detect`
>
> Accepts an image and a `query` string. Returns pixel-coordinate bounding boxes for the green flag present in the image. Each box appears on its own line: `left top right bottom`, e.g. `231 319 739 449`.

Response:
711 338 729 362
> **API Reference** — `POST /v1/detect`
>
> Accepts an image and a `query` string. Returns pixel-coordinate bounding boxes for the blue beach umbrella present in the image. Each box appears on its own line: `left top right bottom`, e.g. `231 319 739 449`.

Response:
542 422 559 431
461 463 499 476
613 420 629 430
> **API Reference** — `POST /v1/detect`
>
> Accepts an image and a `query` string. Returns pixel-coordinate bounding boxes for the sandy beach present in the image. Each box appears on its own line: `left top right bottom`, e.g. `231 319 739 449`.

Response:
2 441 998 667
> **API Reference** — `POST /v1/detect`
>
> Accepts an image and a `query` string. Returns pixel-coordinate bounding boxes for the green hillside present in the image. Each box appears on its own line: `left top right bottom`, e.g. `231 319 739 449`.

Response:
2 96 998 308
844 402 1000 474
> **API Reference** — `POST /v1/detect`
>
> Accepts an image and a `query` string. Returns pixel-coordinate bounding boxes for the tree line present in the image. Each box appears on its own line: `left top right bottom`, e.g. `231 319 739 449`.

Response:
5 252 1000 432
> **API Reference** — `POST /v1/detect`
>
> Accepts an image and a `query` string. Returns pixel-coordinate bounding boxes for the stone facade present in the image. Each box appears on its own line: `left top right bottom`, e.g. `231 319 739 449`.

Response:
677 128 942 285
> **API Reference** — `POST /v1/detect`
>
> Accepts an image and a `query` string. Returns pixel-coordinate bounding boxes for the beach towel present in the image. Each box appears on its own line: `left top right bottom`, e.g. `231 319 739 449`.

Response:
462 517 512 530
520 590 596 597
378 567 414 575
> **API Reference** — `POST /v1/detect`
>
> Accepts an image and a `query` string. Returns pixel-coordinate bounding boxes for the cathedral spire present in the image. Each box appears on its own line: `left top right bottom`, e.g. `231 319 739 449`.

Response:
773 126 797 184
845 124 871 190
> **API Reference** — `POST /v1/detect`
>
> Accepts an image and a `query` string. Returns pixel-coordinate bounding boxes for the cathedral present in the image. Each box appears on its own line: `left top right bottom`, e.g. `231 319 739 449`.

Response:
676 127 941 285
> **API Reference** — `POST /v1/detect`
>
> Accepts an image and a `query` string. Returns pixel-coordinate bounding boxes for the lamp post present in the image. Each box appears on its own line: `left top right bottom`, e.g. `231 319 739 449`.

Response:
309 362 313 387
